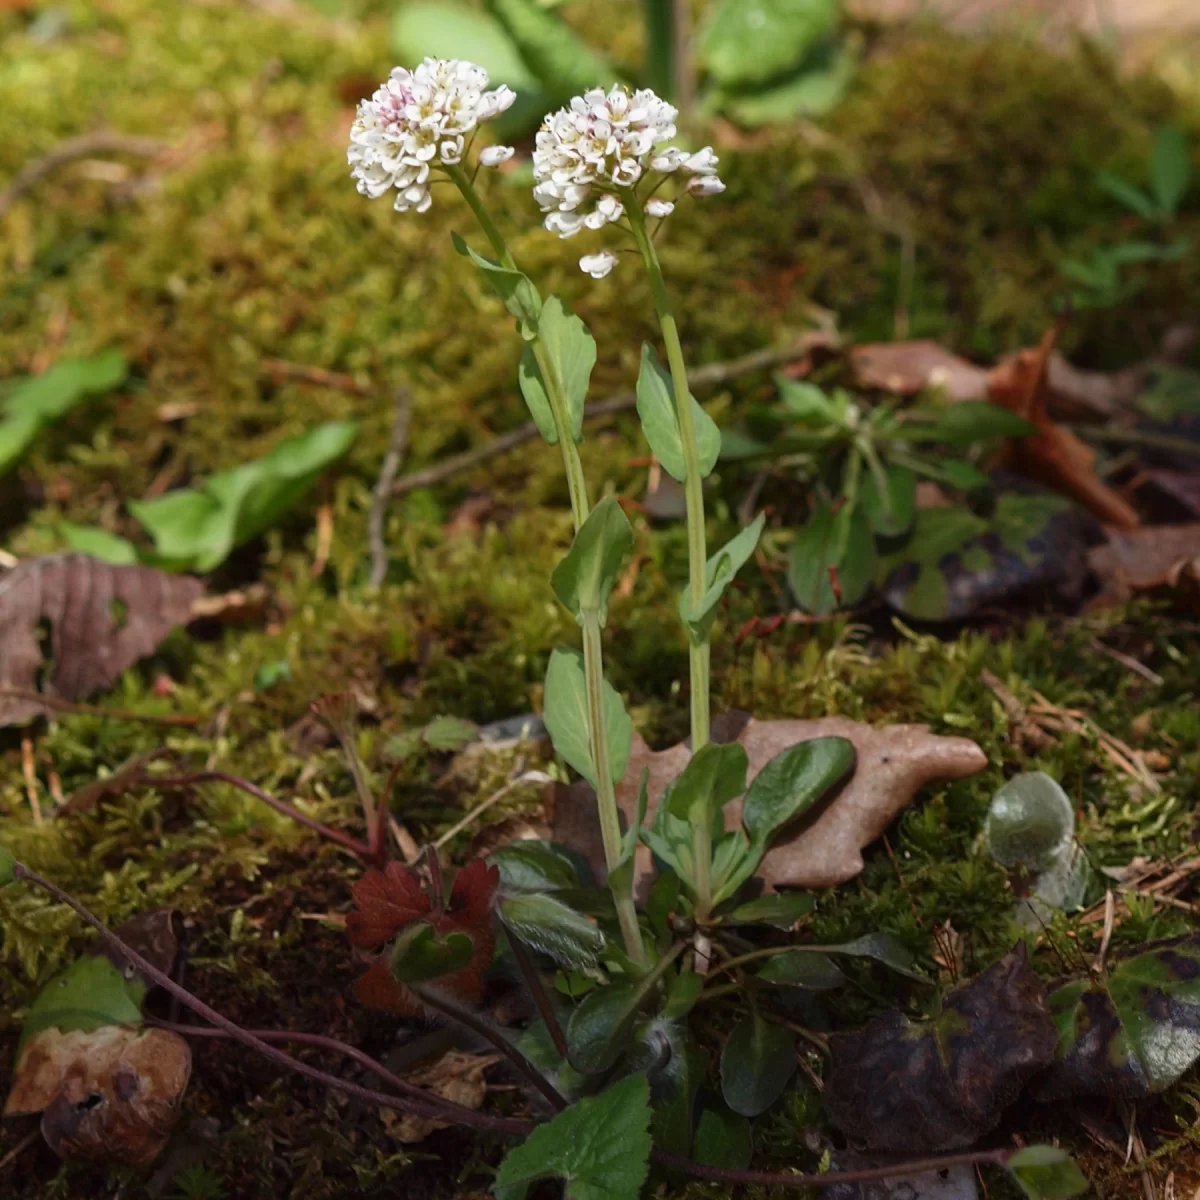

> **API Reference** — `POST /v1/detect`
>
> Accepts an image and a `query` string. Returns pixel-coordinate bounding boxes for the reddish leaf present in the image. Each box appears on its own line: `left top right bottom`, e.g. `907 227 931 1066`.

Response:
989 325 1140 530
1087 523 1200 607
345 861 431 948
353 959 422 1017
851 340 989 401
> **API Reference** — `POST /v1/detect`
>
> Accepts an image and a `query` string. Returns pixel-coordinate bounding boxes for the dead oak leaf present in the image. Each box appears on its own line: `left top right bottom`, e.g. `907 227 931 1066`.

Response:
0 554 203 727
1087 523 1200 607
851 340 989 401
550 714 986 892
6 1025 191 1166
380 1050 501 1143
989 325 1140 530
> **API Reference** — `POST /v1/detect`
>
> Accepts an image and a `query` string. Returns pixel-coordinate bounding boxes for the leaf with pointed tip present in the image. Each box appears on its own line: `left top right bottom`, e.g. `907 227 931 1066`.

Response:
1007 1146 1089 1199
499 893 605 968
741 736 856 851
757 951 847 990
543 647 632 788
635 343 721 483
452 232 542 339
679 513 765 641
518 297 595 442
489 841 588 894
551 497 633 626
1151 125 1190 217
863 462 916 537
664 742 748 823
788 500 873 615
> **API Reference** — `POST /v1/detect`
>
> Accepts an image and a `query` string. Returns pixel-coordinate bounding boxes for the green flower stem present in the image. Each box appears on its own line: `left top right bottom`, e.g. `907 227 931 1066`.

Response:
627 201 710 752
690 801 713 924
448 164 643 965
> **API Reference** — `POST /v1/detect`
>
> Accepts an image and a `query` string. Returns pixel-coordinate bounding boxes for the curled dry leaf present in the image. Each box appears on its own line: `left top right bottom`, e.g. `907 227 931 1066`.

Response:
851 340 989 401
989 325 1140 530
823 946 1058 1153
550 714 986 891
380 1050 500 1143
6 1026 191 1165
0 554 203 727
346 858 499 1016
1087 522 1200 607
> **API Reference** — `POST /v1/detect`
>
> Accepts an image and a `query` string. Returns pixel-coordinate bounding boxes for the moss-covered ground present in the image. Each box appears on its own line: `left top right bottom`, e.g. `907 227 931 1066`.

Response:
2 0 1200 1195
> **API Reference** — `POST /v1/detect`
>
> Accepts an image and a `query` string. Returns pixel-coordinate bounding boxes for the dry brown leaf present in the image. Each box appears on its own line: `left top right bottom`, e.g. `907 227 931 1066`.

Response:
550 714 986 891
851 340 989 400
0 555 203 727
1087 523 1200 607
6 1026 191 1166
380 1051 500 1143
989 325 1140 530
186 583 268 626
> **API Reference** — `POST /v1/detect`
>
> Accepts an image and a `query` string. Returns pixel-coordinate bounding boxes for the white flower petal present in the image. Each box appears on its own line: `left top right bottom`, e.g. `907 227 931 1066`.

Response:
479 145 515 167
579 250 617 279
687 175 726 197
645 198 674 218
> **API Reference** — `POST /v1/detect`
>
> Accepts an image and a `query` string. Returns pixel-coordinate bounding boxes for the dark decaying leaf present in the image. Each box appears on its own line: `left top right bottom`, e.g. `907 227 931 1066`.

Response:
0 554 203 727
6 1026 191 1165
877 490 1089 622
1087 522 1200 608
92 908 184 989
1039 934 1200 1100
823 946 1058 1152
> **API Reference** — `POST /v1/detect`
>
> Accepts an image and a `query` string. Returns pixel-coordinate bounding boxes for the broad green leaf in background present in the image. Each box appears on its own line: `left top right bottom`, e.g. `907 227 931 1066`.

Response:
452 233 543 339
542 647 633 788
724 893 814 928
519 297 595 443
499 893 606 968
693 1105 752 1169
0 348 126 476
904 400 1036 445
776 376 837 424
58 523 140 565
490 841 587 894
422 715 479 752
566 981 638 1073
664 742 749 822
1096 170 1158 220
551 497 633 625
129 421 357 572
388 922 475 983
1041 934 1200 1099
493 1073 652 1200
758 934 925 987
787 500 874 615
720 1011 796 1117
517 347 560 443
636 343 721 484
1151 124 1191 217
486 0 614 100
679 512 765 640
716 41 856 126
757 950 847 990
699 0 839 89
741 736 856 850
862 462 916 537
19 956 145 1047
1007 1146 1089 1200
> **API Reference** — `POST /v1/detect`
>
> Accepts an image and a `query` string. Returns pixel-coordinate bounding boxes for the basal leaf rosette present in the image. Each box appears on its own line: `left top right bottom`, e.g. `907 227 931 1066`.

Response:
348 58 517 214
346 858 499 1015
532 85 726 277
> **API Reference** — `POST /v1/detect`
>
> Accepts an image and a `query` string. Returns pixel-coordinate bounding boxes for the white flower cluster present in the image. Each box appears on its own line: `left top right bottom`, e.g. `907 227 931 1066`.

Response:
532 85 725 277
348 58 516 214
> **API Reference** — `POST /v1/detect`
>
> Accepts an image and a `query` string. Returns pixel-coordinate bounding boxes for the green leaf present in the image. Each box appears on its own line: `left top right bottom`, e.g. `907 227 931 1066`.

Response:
776 376 836 424
1007 1146 1089 1200
19 956 145 1046
0 845 15 888
0 348 127 476
699 0 839 89
862 463 916 537
1151 124 1190 217
57 523 140 565
422 715 479 752
1096 171 1159 220
720 1012 796 1117
542 647 633 789
724 893 814 928
388 922 475 983
718 42 856 126
493 1073 652 1200
130 421 357 571
664 742 749 823
486 0 614 100
635 343 721 484
566 981 638 1073
619 769 650 868
937 457 991 492
906 400 1036 445
679 512 766 641
693 1105 752 1169
551 497 633 626
499 893 606 968
452 232 543 339
1042 933 1200 1098
652 1036 704 1157
741 736 856 850
662 970 704 1019
821 932 926 981
757 950 847 990
393 2 536 88
787 500 873 615
518 297 595 443
490 841 587 893
719 429 770 461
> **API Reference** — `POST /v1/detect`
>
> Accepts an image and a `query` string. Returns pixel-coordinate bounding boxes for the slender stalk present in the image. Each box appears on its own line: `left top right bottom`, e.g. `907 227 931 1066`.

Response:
627 202 710 752
690 803 712 924
446 162 642 966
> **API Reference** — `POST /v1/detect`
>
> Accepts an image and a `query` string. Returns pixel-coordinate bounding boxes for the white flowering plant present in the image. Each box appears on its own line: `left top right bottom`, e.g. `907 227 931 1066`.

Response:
330 57 1091 1200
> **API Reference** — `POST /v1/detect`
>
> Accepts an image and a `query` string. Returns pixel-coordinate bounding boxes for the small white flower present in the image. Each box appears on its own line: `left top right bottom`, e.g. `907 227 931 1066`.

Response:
348 58 514 214
645 198 674 218
687 175 726 197
579 250 617 278
479 145 515 167
684 147 719 176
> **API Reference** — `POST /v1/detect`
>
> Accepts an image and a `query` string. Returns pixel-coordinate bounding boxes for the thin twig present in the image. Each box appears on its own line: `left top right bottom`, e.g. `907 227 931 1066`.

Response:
1088 639 1164 687
1095 889 1116 974
20 736 41 825
0 686 201 726
1071 426 1200 459
369 386 414 589
11 862 530 1137
507 933 571 1063
260 358 374 396
433 768 551 849
0 1130 39 1174
391 341 825 497
0 131 167 218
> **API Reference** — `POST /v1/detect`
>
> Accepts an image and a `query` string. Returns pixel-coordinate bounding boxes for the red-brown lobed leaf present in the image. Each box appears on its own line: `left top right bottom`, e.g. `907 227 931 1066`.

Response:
345 861 432 948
